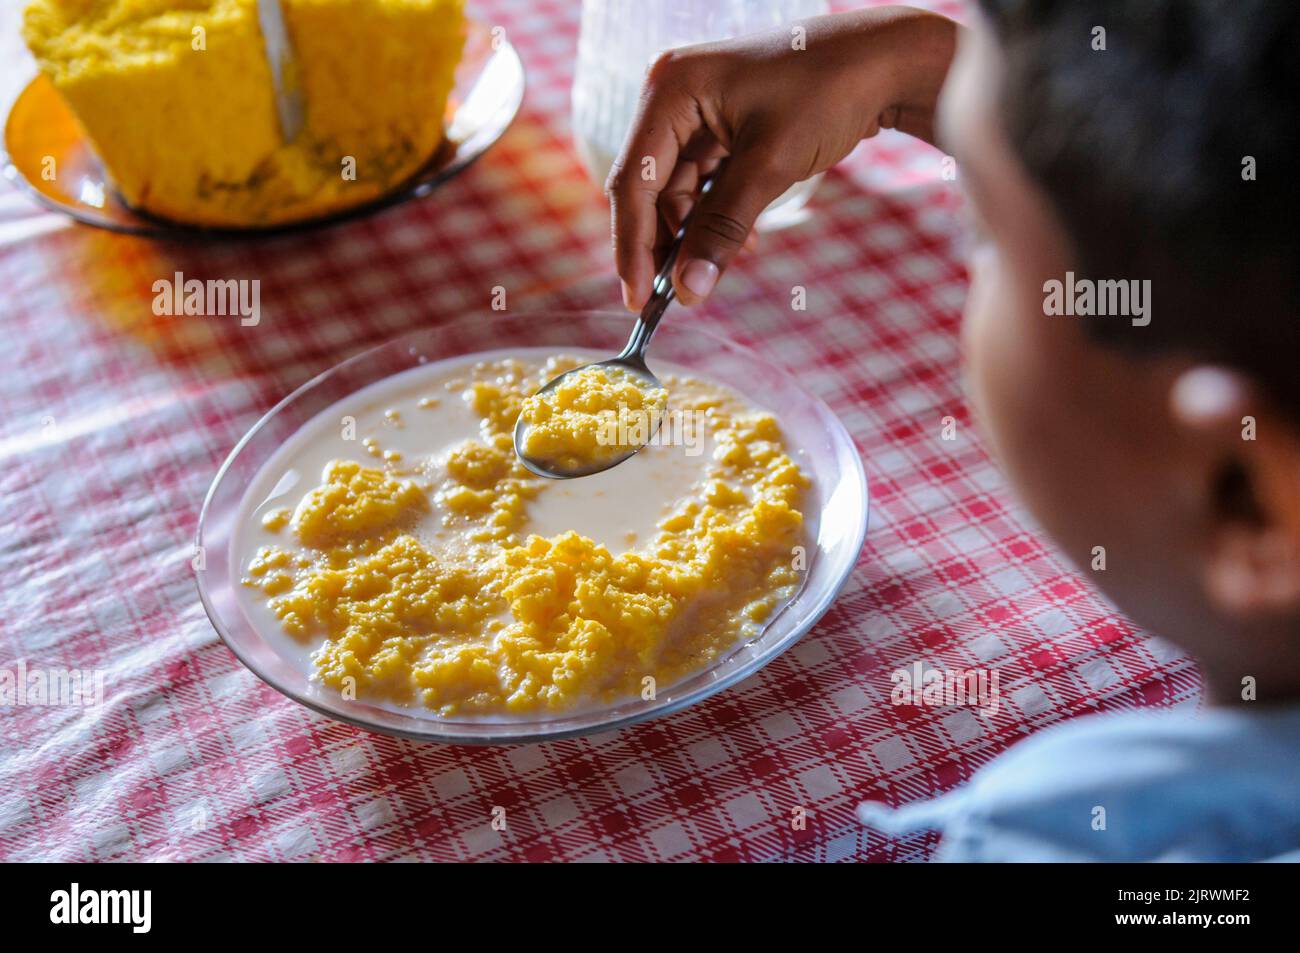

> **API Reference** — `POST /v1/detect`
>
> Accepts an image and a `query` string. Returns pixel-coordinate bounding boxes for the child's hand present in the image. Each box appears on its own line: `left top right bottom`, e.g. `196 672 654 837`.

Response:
607 6 957 309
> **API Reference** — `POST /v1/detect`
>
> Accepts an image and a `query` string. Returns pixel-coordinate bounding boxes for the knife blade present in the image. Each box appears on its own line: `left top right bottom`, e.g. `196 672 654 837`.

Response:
256 0 305 143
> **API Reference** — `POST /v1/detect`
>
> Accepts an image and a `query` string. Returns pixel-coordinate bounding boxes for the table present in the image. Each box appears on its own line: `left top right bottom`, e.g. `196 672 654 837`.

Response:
0 0 1200 862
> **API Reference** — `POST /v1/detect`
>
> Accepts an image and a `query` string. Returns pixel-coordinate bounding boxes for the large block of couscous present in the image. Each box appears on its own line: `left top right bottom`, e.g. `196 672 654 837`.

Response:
22 0 465 226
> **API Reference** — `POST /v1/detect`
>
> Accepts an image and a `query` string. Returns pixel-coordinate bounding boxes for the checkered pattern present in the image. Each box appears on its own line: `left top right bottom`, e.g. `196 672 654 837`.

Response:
0 0 1200 862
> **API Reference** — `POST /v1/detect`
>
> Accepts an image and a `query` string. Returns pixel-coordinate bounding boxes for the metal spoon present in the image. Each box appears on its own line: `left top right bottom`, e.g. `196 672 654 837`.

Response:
514 192 703 479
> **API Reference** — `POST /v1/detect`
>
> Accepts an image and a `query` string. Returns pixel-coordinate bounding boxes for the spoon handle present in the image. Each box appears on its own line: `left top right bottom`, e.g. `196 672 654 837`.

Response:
619 178 715 362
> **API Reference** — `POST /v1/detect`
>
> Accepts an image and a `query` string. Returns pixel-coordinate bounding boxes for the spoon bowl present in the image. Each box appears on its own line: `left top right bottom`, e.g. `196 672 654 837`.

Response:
513 355 664 479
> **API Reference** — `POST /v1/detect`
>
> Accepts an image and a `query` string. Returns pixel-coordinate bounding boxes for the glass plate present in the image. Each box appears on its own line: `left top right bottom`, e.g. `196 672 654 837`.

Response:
196 311 869 743
0 19 524 238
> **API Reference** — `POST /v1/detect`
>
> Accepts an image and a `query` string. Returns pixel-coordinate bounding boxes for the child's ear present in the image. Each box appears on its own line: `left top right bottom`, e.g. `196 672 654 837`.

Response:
1171 366 1300 614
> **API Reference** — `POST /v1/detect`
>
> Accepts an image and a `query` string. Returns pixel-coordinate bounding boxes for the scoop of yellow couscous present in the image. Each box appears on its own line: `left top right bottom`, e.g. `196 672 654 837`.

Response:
518 365 669 472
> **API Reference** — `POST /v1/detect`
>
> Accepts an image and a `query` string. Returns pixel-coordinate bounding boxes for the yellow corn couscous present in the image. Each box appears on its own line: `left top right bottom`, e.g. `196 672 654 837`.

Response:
241 355 809 715
22 0 465 226
518 364 668 472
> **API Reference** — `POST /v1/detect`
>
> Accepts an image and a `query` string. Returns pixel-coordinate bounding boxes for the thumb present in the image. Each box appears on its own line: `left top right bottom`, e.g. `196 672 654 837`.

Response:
672 151 790 305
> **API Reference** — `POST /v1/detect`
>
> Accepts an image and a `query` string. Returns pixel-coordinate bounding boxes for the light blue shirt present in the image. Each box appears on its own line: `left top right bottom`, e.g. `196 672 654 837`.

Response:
856 705 1300 862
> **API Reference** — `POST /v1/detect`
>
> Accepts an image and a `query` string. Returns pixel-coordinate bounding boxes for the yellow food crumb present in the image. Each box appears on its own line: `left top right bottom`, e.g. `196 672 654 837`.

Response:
261 507 291 532
243 357 808 714
246 545 291 576
518 364 668 472
22 0 466 227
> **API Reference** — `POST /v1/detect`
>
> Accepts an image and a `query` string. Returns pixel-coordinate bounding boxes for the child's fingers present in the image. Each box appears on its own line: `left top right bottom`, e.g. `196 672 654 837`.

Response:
670 149 789 305
661 162 757 269
659 139 729 233
658 159 702 234
608 153 673 311
605 61 700 310
650 204 675 279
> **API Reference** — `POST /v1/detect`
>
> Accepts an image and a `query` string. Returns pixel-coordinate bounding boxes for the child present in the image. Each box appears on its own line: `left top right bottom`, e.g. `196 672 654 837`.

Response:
606 1 1300 861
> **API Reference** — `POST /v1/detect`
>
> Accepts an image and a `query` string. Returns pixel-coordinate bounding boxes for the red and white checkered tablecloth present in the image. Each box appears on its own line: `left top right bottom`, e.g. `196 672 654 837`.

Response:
0 0 1201 862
